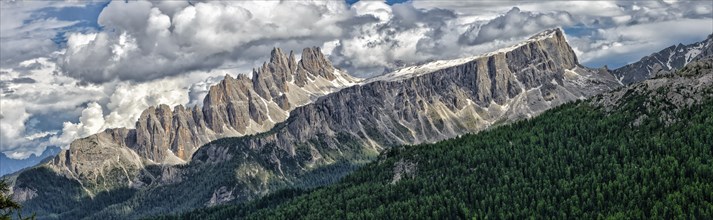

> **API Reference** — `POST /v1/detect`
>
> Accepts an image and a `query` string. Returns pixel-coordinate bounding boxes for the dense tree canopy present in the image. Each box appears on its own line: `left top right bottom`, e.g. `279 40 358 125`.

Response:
0 180 34 220
153 81 713 219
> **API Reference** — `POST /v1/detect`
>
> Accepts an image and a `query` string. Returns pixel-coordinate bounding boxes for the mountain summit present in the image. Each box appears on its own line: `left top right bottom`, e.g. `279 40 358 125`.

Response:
613 33 713 84
12 28 622 219
46 46 359 193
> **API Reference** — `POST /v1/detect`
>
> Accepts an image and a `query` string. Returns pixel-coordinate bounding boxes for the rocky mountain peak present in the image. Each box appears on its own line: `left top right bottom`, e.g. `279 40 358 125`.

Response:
288 50 297 72
299 46 336 80
370 28 579 89
528 28 562 40
22 30 623 217
520 27 578 68
181 29 620 209
613 33 713 84
270 47 288 63
46 46 359 185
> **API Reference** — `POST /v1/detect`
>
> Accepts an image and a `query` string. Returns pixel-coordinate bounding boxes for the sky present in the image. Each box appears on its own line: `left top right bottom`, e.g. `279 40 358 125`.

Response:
0 0 711 159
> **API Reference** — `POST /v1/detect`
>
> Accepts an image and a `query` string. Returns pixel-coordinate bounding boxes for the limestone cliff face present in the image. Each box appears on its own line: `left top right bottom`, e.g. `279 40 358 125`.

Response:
194 29 621 166
186 29 621 207
19 29 624 217
51 128 143 192
45 47 358 192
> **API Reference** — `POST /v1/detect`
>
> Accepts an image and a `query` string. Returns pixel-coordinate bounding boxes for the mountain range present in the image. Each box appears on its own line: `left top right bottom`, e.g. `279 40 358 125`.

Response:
0 146 60 177
5 28 713 219
612 34 713 84
161 56 713 219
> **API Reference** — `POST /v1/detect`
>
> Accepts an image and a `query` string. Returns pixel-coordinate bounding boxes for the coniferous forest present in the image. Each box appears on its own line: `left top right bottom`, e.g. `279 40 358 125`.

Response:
3 2 713 220
151 70 713 219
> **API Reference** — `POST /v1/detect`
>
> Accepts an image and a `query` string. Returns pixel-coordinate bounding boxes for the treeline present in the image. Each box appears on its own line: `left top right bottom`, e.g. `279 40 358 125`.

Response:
11 167 138 220
153 83 713 219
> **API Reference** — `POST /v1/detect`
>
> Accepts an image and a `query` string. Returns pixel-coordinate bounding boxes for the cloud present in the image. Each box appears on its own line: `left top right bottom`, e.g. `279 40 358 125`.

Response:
0 99 31 150
0 1 86 66
49 0 713 79
459 7 574 45
55 0 510 79
0 57 105 158
327 1 468 76
0 54 220 158
48 102 105 147
568 18 713 68
58 1 352 83
2 0 712 160
45 63 232 150
0 0 113 158
417 1 712 68
10 77 37 84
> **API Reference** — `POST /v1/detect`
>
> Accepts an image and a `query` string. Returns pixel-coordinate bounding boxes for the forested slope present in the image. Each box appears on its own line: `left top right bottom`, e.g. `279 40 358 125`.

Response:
153 59 713 219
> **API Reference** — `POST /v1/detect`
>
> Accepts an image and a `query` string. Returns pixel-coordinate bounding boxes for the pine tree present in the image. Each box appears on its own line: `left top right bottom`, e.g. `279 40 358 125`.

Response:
0 179 33 220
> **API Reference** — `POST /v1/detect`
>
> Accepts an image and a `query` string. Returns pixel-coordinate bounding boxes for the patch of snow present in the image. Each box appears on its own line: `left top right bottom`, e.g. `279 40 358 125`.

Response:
666 50 674 69
368 29 560 82
258 96 275 123
367 56 479 82
332 69 361 87
685 47 703 65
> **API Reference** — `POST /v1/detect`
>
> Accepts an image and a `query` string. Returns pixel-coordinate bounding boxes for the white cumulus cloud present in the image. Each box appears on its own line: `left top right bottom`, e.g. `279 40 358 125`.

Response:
1 0 711 160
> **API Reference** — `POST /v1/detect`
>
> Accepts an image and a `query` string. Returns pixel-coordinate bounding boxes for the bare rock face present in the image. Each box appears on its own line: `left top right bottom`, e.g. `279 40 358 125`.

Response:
135 105 173 162
182 28 623 209
19 29 625 217
187 28 618 192
391 159 418 184
42 46 359 192
299 47 336 80
593 57 713 124
206 186 235 207
202 29 620 158
11 187 37 203
50 128 145 193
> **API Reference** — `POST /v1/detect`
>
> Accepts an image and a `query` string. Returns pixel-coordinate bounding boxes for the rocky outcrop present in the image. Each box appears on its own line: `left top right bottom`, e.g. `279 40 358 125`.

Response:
593 57 713 121
391 159 418 184
43 47 359 193
613 33 713 84
10 187 37 203
18 29 625 219
206 186 235 207
183 29 620 208
193 29 621 167
50 128 144 192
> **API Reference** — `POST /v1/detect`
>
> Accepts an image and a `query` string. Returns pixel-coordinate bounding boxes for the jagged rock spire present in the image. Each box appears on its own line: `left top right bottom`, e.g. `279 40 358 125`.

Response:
51 46 355 170
119 46 352 162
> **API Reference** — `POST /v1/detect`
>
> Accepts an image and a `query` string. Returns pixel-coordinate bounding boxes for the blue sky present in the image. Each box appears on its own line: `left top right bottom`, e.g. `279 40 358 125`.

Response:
0 0 711 160
46 1 107 46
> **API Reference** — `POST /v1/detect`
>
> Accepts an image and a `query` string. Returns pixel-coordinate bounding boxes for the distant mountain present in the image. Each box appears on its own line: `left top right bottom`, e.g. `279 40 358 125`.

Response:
612 33 713 84
12 28 623 219
160 57 713 220
0 146 60 177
